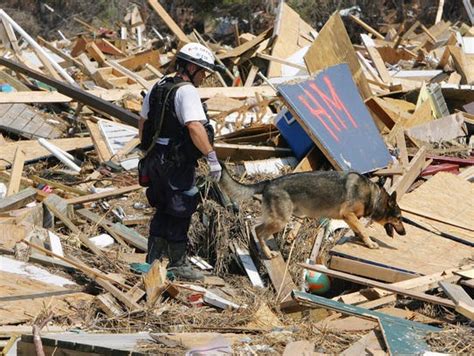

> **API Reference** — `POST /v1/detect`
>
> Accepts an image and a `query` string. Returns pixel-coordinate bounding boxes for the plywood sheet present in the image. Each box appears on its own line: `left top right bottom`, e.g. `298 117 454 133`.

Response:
399 172 474 232
268 3 314 77
0 271 91 325
330 223 474 276
304 13 371 99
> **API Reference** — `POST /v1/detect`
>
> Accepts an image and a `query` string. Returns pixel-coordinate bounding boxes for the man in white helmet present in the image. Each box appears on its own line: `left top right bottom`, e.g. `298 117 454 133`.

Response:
139 42 222 281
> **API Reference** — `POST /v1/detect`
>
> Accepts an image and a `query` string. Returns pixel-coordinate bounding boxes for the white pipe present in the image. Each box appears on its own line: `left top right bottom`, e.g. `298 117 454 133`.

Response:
0 9 76 85
38 138 81 172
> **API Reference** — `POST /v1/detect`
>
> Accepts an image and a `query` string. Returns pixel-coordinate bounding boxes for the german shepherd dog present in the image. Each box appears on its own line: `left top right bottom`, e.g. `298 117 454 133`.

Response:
218 164 406 259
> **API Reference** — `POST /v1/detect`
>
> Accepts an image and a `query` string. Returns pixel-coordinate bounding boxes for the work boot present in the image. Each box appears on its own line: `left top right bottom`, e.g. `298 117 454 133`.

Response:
146 236 168 264
167 241 204 281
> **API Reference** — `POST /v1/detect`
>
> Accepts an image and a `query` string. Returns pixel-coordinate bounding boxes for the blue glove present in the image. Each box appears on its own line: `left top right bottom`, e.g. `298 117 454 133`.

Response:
206 151 222 182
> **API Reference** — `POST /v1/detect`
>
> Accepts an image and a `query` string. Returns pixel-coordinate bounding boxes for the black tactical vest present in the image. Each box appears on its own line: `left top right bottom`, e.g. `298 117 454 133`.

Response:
140 76 214 163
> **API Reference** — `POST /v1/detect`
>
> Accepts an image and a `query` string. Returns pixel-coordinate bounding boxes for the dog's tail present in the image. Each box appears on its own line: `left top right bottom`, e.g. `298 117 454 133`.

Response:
218 161 268 202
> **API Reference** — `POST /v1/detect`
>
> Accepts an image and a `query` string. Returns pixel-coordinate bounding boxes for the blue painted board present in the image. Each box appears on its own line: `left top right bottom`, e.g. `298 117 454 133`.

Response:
277 64 392 173
293 290 439 355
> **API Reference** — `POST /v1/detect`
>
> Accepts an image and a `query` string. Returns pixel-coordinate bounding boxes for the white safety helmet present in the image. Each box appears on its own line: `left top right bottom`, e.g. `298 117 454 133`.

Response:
176 42 216 72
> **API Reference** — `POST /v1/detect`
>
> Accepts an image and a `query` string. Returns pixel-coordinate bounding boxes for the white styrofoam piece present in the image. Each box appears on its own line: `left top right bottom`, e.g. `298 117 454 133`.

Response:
48 231 64 257
0 255 75 287
462 36 474 54
89 234 114 249
281 45 310 77
244 157 298 175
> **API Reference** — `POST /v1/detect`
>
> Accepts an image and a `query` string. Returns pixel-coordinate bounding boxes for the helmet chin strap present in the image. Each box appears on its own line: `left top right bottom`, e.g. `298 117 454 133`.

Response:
182 64 200 85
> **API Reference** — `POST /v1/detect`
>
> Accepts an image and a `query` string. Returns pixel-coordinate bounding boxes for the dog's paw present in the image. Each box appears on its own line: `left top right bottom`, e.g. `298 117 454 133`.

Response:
262 247 279 259
366 240 379 249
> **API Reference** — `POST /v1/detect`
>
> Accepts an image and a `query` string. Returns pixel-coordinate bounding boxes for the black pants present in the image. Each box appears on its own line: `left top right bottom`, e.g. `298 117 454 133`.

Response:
145 144 198 254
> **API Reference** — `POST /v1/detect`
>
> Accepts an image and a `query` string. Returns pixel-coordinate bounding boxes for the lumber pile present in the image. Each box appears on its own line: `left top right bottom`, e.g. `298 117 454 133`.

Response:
0 2 473 354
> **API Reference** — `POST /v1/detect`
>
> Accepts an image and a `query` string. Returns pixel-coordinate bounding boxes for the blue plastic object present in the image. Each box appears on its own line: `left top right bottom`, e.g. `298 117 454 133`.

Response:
274 108 314 159
0 84 14 93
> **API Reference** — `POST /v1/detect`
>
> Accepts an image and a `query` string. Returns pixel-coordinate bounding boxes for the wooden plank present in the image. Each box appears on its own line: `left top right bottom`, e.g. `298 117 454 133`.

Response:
0 187 37 212
107 60 149 89
299 263 455 308
6 147 25 197
147 0 188 43
256 52 306 71
361 34 392 84
95 278 140 311
23 241 121 285
43 200 104 257
86 41 107 65
31 44 63 82
118 49 162 71
244 65 259 87
214 142 292 161
456 301 474 320
218 27 272 60
388 146 426 200
198 86 276 99
31 175 88 196
348 14 384 39
113 137 140 161
365 97 397 129
96 293 125 317
339 265 469 308
76 208 147 251
330 255 416 283
449 45 474 84
0 56 140 127
84 119 112 162
304 13 371 99
37 36 85 70
454 269 474 279
250 226 296 304
143 260 168 307
439 281 474 306
67 184 141 205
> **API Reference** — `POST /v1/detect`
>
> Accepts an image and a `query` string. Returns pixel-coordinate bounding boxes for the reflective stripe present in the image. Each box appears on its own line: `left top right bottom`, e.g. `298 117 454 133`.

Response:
157 138 170 145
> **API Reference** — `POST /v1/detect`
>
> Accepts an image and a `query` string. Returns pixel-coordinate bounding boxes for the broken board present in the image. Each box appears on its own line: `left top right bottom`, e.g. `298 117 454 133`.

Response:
277 63 391 173
303 13 371 99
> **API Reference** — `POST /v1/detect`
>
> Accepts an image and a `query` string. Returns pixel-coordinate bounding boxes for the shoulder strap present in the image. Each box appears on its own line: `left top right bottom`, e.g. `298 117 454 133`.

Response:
144 81 191 157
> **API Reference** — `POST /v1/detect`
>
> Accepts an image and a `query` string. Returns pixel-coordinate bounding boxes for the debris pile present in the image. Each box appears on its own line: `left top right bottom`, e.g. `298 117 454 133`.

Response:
0 1 473 354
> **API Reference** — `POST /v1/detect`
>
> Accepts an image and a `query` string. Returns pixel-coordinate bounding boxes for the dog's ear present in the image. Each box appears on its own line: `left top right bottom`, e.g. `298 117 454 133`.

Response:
390 191 397 202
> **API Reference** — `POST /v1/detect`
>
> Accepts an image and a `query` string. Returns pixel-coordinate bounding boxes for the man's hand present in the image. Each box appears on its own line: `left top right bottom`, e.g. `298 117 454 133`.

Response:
206 151 222 182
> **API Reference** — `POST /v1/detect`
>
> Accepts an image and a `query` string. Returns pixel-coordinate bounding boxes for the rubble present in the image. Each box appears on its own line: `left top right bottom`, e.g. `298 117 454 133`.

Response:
0 1 473 355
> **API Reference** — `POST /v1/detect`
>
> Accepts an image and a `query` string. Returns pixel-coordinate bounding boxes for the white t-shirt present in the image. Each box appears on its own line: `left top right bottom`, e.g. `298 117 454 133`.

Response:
141 79 207 144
